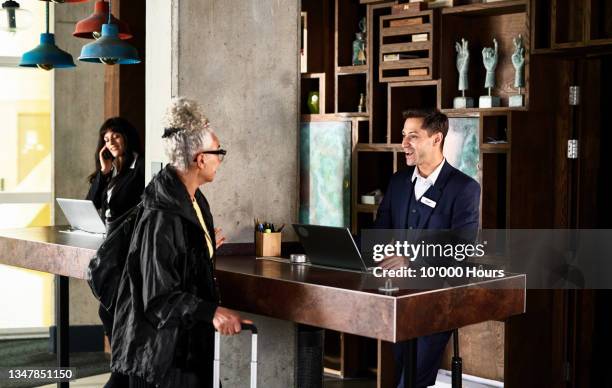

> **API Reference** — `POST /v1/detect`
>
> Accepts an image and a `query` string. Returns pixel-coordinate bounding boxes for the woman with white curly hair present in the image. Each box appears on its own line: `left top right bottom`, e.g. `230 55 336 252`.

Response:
110 97 251 388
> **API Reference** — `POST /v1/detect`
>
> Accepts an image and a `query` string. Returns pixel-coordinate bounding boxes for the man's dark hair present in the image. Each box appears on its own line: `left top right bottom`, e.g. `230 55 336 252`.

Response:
402 109 449 147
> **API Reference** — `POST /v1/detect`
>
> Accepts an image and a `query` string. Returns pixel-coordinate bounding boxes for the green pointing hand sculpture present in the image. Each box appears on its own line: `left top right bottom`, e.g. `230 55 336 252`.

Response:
482 38 498 90
455 38 469 92
512 34 525 89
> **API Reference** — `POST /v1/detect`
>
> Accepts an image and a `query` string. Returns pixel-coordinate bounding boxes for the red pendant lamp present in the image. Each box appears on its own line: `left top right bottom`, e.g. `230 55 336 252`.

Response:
73 0 131 39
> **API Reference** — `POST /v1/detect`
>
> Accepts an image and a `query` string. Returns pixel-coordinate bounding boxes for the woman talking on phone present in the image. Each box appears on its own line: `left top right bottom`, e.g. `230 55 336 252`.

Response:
87 117 145 225
86 117 144 388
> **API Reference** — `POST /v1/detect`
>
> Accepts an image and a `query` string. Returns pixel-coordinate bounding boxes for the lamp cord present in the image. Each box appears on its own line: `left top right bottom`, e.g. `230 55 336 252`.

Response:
45 0 49 34
107 0 111 24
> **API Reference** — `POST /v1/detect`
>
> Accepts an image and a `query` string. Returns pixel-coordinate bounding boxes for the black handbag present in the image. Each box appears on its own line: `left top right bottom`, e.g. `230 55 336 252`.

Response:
87 201 144 311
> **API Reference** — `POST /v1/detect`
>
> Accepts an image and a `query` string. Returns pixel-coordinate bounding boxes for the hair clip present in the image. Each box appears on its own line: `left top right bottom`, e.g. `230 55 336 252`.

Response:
162 127 184 138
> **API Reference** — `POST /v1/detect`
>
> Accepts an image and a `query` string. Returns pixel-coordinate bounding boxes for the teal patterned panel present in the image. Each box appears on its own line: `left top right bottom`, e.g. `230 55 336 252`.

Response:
444 117 480 183
299 121 351 227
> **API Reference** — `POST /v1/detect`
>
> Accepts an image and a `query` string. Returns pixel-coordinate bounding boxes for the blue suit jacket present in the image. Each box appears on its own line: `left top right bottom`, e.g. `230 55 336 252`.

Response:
375 161 480 231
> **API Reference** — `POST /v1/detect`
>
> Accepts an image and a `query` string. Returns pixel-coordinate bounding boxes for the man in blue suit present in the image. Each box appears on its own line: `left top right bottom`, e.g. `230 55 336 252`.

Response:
375 109 480 387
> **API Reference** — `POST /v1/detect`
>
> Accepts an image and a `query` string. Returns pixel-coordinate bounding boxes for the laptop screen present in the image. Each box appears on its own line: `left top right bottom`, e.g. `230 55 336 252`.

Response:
292 224 368 272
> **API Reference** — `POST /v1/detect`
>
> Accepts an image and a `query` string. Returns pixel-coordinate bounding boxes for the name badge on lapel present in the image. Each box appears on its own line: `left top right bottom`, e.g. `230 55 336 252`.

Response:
421 196 437 208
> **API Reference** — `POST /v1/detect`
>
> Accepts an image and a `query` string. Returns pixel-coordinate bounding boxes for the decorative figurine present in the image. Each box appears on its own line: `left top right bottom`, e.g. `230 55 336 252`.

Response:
357 93 366 113
307 91 319 114
453 38 473 109
479 38 500 108
509 34 525 107
352 17 367 66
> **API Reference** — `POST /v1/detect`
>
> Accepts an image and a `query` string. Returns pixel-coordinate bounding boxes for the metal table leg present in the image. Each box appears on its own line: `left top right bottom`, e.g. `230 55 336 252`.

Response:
403 339 417 388
451 329 462 388
55 275 69 388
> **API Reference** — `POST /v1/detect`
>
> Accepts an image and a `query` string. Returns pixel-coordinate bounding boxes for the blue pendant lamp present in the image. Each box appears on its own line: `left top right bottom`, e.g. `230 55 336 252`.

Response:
78 0 140 65
19 1 75 70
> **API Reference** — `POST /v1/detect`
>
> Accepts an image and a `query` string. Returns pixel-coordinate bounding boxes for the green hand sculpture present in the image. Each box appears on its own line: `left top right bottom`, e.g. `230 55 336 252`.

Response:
455 38 469 92
482 38 498 90
512 34 525 89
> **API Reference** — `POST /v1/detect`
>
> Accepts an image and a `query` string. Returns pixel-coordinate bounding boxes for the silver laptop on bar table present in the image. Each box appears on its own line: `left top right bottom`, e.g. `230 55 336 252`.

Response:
56 198 106 235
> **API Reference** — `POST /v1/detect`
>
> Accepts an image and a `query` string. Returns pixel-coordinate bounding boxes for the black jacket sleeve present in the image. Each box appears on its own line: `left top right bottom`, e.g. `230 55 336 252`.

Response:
139 216 218 329
86 170 110 210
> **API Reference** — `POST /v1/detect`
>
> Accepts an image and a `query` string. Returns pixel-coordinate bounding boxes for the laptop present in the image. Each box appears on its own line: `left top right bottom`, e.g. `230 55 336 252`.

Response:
292 224 373 272
56 198 106 235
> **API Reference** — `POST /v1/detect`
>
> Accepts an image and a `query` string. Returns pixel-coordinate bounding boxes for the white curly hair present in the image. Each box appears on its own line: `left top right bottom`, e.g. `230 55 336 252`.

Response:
161 97 216 172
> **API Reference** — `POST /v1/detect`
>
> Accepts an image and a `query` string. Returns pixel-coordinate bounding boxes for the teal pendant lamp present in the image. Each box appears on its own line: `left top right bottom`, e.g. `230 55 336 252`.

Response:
19 1 75 70
78 0 140 65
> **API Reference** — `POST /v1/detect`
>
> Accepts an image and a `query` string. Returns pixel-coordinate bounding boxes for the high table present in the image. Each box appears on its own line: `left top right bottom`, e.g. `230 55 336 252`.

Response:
0 227 526 387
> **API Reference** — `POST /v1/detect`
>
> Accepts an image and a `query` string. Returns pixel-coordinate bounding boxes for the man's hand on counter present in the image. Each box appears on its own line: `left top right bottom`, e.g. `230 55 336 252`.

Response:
378 255 410 270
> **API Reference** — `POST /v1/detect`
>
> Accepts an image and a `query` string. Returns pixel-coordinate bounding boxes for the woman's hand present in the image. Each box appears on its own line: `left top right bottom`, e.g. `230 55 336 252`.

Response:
99 145 113 175
213 306 253 335
215 227 226 249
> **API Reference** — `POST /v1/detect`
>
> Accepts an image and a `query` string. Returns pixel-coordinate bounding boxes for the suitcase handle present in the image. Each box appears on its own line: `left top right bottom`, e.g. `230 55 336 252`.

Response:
241 323 258 334
214 323 258 388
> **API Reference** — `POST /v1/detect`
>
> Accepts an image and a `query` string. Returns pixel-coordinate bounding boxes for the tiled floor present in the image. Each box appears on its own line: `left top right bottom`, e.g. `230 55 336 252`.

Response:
37 371 501 388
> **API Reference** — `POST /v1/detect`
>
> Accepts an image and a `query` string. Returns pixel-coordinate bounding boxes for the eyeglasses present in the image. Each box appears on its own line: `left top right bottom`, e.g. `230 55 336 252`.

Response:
193 148 227 162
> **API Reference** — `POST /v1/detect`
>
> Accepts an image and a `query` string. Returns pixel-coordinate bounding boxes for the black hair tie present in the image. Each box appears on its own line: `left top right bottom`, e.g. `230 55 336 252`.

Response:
162 127 184 138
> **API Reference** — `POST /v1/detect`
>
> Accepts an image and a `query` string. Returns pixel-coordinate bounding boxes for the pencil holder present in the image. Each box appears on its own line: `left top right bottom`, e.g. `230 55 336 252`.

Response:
255 231 281 257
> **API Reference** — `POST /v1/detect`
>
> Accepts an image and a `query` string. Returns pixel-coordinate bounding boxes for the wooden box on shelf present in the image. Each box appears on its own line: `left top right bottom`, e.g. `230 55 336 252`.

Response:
379 10 438 82
439 1 529 110
301 72 327 115
387 80 441 144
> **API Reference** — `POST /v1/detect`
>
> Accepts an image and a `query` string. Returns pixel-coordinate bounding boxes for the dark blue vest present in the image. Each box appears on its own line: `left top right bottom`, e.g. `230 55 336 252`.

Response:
405 183 432 229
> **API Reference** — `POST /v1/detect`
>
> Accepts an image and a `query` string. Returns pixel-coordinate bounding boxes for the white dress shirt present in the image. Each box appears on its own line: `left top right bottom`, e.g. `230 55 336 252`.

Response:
411 159 445 200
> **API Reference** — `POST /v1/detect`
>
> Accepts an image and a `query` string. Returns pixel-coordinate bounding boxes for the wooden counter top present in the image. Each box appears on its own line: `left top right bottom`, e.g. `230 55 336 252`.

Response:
0 226 525 342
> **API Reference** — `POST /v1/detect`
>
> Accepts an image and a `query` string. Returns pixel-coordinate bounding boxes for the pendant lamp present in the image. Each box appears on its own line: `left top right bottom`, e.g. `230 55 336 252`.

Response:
40 0 89 3
19 1 75 70
78 0 139 65
73 0 131 40
0 0 33 33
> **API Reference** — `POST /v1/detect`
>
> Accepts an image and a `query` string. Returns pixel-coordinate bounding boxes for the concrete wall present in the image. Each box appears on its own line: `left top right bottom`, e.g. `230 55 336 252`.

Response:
54 2 105 325
146 0 300 243
146 1 300 385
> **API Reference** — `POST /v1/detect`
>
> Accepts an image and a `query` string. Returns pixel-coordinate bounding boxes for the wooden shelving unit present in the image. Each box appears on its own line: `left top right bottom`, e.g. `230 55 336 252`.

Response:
379 10 438 82
441 0 526 16
299 0 612 385
531 0 612 52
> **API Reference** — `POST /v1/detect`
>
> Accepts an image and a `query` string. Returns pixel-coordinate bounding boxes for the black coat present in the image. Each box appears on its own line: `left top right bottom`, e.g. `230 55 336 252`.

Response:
110 165 219 387
86 155 145 223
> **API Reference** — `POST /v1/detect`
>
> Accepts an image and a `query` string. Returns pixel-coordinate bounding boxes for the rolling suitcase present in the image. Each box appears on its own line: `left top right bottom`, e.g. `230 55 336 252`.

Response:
213 323 258 388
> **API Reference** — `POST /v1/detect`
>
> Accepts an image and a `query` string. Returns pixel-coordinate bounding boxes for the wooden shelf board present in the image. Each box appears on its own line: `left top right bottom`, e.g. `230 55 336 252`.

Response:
382 24 432 37
380 58 431 70
381 41 431 54
381 10 433 21
336 112 369 118
301 114 353 122
301 72 326 79
481 143 510 153
441 0 527 16
356 144 403 152
337 65 369 75
380 74 432 83
356 204 379 213
586 39 612 47
441 107 527 115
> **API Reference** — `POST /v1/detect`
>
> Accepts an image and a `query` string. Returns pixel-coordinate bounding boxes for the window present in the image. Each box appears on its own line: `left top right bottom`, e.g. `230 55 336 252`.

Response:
0 1 54 331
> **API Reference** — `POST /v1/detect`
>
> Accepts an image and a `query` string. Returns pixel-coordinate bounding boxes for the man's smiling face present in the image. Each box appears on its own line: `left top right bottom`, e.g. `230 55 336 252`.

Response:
401 117 441 166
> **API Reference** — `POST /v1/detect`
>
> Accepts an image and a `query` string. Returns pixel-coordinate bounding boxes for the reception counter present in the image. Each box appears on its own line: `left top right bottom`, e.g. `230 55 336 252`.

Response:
0 226 526 387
